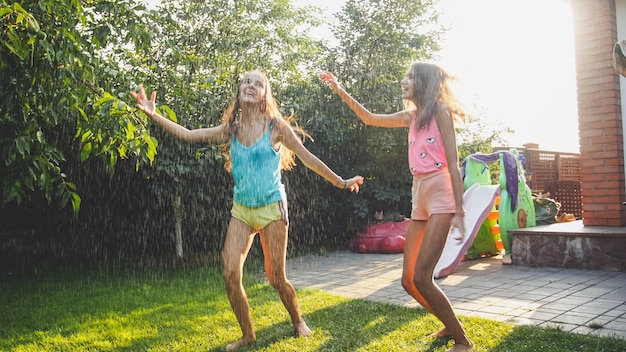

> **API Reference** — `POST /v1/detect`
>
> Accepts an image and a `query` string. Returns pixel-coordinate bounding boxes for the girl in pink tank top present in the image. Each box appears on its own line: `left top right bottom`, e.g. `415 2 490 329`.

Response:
320 63 474 352
408 113 448 175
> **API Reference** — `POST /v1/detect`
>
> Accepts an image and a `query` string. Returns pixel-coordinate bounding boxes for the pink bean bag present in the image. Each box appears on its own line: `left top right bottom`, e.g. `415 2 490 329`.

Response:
348 219 410 254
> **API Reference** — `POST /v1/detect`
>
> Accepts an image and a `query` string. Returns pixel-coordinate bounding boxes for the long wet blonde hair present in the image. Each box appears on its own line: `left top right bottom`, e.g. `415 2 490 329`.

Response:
404 62 467 129
220 70 307 172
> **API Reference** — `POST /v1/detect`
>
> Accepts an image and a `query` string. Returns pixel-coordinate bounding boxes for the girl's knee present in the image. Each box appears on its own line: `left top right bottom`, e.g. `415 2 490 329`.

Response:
401 274 415 292
268 274 286 288
222 262 241 283
223 267 239 284
412 271 432 288
267 272 288 289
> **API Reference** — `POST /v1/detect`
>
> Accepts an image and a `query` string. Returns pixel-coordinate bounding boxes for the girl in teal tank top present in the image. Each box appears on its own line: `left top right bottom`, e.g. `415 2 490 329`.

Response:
131 70 364 351
230 120 283 208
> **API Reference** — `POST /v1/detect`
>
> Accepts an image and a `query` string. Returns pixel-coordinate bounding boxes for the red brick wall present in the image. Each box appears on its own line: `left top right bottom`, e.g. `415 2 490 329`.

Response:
572 0 626 226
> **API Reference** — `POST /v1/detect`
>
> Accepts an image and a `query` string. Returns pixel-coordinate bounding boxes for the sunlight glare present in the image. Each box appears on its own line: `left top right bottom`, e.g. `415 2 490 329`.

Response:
436 0 578 153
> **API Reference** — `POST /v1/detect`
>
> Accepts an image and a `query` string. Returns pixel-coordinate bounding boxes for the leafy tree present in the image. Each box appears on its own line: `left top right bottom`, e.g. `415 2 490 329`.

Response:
0 0 156 216
1 0 330 262
308 0 443 229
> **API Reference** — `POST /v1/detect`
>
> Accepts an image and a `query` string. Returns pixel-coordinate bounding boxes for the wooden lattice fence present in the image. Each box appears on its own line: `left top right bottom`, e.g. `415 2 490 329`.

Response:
524 149 582 218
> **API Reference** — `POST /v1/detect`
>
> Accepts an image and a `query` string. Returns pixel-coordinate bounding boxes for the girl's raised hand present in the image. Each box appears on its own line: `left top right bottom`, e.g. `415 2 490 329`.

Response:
317 71 339 90
344 176 364 193
130 86 157 117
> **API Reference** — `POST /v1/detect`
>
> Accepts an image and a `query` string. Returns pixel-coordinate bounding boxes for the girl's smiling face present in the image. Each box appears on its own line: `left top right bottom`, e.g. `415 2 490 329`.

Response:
239 72 267 104
401 70 414 100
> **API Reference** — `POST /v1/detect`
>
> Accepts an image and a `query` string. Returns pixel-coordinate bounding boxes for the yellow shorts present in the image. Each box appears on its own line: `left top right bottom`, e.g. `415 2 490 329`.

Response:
231 199 288 231
410 170 457 220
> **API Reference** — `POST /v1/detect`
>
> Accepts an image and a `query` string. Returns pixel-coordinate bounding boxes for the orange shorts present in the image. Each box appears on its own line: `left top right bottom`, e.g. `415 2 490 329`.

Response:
410 170 456 220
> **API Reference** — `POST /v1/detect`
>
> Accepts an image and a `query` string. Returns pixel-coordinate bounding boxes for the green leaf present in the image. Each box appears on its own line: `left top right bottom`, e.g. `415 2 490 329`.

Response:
71 192 81 217
76 107 89 121
36 130 44 143
12 2 25 12
81 130 93 142
145 136 158 164
81 142 92 161
0 7 12 17
15 136 30 156
118 144 127 158
125 121 136 140
6 183 24 205
159 105 177 122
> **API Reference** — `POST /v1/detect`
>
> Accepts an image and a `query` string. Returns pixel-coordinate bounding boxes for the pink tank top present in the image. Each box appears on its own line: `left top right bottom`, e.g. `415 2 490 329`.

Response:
408 114 447 175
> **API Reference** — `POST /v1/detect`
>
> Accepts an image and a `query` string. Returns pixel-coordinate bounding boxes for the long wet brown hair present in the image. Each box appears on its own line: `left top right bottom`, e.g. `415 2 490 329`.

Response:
405 62 467 130
220 70 308 172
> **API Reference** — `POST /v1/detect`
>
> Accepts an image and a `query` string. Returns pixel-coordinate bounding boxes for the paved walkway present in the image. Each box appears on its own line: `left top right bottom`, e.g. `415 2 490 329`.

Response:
285 250 626 340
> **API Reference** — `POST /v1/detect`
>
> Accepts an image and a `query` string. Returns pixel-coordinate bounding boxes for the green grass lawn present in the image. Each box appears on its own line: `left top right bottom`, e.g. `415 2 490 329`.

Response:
1 263 625 352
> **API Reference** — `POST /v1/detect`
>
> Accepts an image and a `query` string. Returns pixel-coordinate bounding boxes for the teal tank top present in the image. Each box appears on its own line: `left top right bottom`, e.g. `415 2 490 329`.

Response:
230 121 285 207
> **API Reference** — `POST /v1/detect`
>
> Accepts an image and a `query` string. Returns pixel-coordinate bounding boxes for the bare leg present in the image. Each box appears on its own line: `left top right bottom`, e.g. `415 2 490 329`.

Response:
402 219 446 338
402 219 435 313
403 216 474 350
222 218 257 351
259 220 311 337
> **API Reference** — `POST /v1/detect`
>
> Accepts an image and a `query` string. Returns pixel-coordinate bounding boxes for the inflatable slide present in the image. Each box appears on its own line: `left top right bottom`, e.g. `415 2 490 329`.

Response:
434 183 501 279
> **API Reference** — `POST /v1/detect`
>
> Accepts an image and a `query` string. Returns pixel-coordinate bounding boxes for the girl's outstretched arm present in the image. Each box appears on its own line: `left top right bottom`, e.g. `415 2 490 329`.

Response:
275 119 364 192
318 71 410 128
130 86 229 145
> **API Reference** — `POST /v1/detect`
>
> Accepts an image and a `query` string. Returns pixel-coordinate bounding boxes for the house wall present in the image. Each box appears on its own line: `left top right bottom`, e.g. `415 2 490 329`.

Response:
571 0 626 226
618 0 626 186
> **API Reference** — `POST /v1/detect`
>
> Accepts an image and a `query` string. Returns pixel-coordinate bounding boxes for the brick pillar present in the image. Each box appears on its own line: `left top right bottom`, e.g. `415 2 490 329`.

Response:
572 0 626 226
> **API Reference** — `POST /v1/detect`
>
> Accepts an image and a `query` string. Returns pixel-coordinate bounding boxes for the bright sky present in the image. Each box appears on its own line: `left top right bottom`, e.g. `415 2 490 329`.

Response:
297 0 580 153
435 0 579 153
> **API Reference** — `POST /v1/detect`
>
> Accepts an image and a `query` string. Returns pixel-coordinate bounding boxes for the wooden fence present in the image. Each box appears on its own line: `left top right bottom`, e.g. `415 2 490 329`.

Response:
523 148 582 219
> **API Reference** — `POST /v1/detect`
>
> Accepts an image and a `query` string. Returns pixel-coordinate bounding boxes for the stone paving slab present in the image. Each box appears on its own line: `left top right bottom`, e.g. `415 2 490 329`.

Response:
283 250 626 340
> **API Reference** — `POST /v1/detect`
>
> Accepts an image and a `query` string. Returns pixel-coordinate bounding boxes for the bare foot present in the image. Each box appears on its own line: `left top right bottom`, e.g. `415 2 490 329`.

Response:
428 327 449 338
294 320 312 337
225 336 255 351
445 342 475 352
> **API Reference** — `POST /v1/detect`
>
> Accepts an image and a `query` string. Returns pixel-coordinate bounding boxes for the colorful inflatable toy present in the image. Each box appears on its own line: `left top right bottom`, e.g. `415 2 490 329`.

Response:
434 149 537 277
462 156 502 259
461 150 536 257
